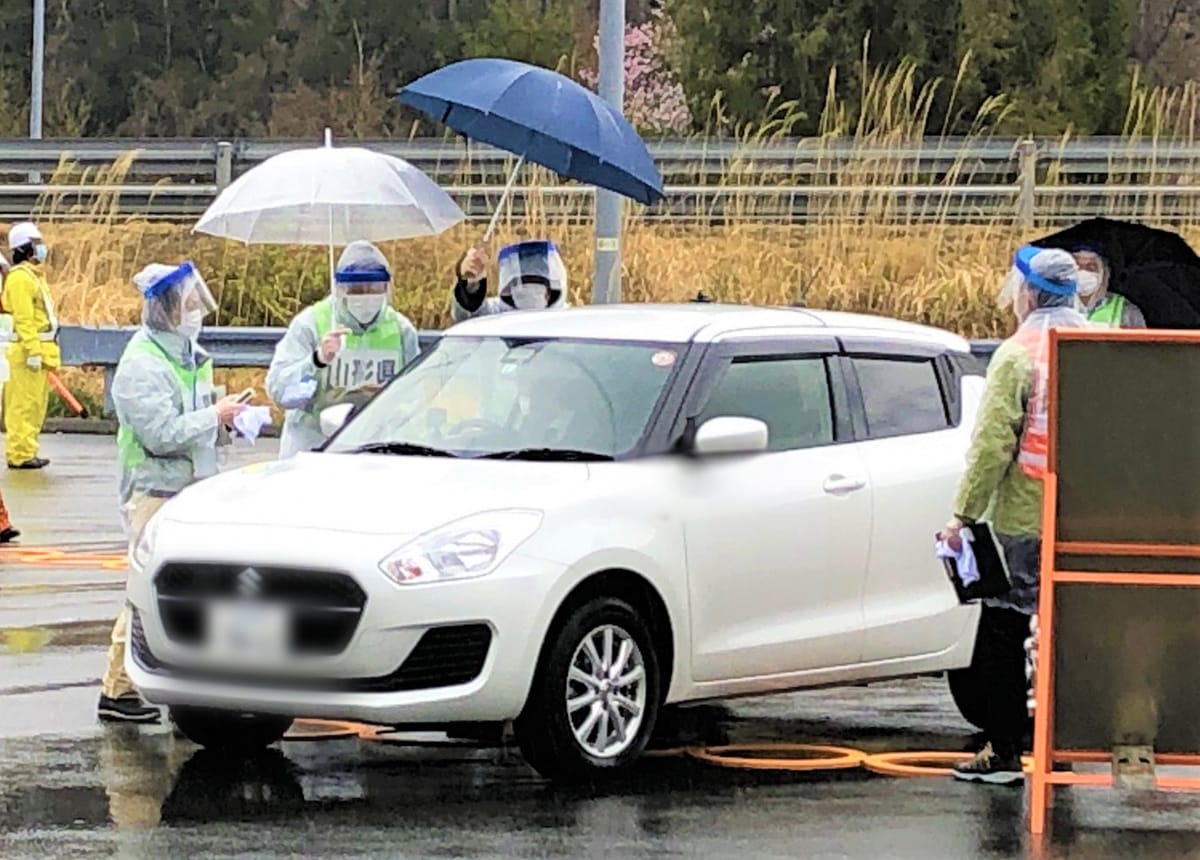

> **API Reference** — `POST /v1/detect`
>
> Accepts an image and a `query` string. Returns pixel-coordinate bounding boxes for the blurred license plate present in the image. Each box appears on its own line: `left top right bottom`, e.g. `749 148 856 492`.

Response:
208 601 288 663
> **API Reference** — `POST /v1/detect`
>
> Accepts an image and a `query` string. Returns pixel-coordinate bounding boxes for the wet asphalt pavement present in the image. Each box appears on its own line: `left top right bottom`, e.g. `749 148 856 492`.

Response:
2 436 1199 859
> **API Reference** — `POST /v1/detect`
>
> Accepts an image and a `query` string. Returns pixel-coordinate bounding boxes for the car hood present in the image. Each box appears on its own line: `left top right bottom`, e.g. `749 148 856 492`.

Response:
162 452 592 536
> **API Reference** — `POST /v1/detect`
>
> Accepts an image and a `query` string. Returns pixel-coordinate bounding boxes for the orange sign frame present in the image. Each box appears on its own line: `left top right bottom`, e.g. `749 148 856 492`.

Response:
1030 328 1200 835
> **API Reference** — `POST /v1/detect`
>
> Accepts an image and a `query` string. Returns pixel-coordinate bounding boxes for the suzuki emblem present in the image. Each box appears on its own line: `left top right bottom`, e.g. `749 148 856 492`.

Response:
236 567 262 597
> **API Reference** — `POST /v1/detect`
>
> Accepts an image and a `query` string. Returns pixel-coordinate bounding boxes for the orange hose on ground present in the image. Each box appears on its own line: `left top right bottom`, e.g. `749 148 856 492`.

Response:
0 547 127 570
359 726 498 747
687 743 866 772
862 751 1035 777
282 719 370 741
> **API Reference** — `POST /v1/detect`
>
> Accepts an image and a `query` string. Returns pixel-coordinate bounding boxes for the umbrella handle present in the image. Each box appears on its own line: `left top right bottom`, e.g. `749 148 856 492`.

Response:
483 155 526 245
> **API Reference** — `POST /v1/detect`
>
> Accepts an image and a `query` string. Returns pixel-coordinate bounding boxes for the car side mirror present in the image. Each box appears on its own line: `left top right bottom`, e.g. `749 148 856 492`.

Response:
319 403 355 437
692 416 769 456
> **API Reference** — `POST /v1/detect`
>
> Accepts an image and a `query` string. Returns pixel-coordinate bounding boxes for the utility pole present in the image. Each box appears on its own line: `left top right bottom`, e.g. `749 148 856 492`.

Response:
591 0 625 304
29 0 45 184
31 0 45 140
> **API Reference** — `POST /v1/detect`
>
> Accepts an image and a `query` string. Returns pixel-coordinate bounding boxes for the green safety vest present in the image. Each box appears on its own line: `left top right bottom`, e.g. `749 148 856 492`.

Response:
1088 294 1126 327
117 335 214 470
311 297 407 410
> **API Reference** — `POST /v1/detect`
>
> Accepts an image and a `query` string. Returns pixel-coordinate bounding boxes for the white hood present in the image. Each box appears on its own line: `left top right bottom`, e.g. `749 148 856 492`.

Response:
162 453 591 536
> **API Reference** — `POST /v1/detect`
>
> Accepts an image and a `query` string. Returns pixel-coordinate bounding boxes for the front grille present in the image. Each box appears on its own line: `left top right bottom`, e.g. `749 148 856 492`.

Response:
154 562 367 656
156 563 366 609
129 623 492 693
160 600 204 645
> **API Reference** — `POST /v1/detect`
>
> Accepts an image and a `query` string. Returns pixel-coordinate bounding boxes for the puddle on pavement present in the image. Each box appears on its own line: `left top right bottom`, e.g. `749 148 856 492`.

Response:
2 619 113 653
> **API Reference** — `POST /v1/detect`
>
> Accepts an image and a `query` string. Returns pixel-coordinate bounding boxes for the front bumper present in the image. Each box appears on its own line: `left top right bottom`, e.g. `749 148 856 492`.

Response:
126 542 567 726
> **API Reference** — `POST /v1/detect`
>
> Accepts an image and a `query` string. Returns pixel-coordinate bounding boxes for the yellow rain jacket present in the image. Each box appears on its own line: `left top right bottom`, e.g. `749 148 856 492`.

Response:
3 262 60 464
2 262 61 369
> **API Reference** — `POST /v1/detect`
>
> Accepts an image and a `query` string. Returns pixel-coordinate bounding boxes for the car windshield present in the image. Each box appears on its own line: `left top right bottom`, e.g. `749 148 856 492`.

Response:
326 336 681 460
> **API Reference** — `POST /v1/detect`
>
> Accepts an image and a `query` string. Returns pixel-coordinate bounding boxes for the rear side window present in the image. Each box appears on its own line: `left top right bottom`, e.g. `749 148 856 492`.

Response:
698 356 834 451
853 357 949 439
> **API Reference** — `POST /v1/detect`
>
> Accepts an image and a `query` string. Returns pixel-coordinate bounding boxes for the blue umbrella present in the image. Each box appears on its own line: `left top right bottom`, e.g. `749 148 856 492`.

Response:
397 58 665 241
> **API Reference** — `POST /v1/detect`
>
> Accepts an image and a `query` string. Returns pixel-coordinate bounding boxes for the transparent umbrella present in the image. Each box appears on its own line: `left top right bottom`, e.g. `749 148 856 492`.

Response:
194 129 465 293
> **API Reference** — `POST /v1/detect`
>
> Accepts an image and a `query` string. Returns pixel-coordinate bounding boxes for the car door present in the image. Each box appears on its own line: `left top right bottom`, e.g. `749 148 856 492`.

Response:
679 335 872 683
842 342 975 663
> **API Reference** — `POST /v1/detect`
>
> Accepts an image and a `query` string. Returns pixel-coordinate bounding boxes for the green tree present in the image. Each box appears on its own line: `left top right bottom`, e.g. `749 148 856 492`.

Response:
458 0 587 72
665 0 958 134
957 0 1136 134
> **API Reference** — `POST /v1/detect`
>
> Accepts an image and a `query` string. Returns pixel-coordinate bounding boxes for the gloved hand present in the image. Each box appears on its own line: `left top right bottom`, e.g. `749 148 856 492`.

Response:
232 405 272 445
278 377 318 410
214 394 246 427
25 355 42 371
939 517 964 550
457 246 488 284
318 326 350 365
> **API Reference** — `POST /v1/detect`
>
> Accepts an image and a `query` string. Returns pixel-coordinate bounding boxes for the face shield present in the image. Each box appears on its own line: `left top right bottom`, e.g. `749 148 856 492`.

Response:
135 261 216 337
1000 246 1081 325
498 240 567 310
335 241 392 327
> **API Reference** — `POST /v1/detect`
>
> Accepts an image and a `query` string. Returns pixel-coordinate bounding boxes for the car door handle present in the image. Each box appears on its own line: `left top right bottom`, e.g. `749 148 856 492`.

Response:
823 474 866 495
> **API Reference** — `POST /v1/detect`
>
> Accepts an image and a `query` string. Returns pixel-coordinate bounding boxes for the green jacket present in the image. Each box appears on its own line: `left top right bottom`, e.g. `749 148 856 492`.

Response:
953 336 1042 537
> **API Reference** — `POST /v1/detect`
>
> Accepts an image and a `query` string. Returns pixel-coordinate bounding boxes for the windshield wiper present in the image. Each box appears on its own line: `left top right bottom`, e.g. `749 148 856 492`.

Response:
477 448 614 462
344 442 458 458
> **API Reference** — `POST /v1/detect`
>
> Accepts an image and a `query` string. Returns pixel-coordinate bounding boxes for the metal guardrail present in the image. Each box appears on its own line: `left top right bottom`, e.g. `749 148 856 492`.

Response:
61 326 447 415
4 136 1200 224
60 325 1000 416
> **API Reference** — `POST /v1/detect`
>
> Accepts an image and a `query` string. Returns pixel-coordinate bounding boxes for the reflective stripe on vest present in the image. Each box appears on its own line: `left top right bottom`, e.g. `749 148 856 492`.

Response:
4 263 57 339
311 298 406 408
1012 326 1051 479
1088 294 1125 327
116 336 214 469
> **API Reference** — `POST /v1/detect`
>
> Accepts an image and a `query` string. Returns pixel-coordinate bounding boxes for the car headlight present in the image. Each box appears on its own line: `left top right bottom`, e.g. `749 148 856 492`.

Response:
130 513 162 572
379 509 543 586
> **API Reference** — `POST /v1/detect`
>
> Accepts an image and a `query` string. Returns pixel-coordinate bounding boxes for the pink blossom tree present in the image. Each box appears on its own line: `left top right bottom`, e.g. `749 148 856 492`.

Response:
580 11 692 136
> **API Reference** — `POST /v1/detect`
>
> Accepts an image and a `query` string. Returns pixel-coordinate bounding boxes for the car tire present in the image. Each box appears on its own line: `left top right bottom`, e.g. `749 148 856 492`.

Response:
170 706 293 753
515 596 661 782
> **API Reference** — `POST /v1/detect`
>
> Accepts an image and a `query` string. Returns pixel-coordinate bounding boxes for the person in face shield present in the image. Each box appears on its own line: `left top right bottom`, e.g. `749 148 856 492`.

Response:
941 246 1087 785
3 221 60 470
450 240 569 321
1070 244 1147 328
100 261 247 724
266 241 420 459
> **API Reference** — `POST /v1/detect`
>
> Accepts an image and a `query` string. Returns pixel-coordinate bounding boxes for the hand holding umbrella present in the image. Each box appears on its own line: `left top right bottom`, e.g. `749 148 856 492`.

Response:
397 59 665 246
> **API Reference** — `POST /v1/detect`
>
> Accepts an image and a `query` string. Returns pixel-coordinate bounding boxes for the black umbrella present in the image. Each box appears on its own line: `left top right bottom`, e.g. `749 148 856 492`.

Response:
1032 218 1200 327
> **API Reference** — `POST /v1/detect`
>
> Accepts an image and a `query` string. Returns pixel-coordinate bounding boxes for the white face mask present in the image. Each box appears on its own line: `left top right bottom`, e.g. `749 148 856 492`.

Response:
177 309 204 341
1076 271 1101 298
510 283 549 310
345 294 386 325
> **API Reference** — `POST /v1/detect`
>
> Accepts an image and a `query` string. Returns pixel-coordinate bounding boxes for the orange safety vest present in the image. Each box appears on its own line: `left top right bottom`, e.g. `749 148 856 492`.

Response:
1011 325 1051 479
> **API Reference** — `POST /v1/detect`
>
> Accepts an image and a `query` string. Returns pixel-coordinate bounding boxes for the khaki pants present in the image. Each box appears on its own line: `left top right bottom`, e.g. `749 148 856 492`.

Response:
101 493 169 699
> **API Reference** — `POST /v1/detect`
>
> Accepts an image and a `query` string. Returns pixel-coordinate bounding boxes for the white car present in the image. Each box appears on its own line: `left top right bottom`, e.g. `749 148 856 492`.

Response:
127 303 989 780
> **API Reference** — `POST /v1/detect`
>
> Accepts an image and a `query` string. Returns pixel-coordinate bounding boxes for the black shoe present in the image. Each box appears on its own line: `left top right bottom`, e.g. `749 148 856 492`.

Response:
953 743 1024 785
0 527 19 544
8 458 49 470
98 694 162 724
